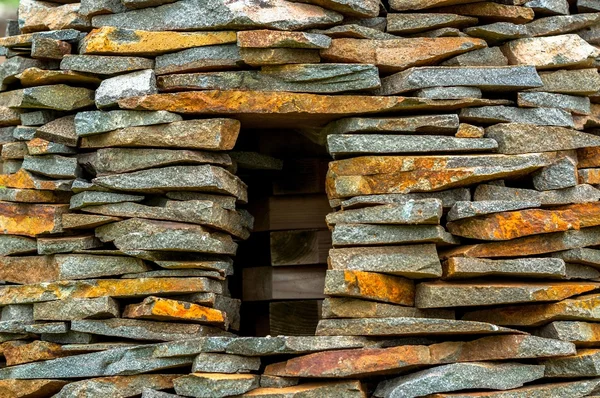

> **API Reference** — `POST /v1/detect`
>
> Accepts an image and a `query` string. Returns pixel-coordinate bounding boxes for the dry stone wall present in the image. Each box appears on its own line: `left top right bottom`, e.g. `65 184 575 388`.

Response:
1 0 600 397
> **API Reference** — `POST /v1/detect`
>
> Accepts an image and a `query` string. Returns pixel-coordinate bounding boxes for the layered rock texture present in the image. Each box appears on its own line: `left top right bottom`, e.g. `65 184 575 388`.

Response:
2 0 600 397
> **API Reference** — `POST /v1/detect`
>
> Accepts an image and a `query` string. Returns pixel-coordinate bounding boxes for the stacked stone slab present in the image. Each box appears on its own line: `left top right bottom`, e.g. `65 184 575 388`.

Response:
1 0 600 397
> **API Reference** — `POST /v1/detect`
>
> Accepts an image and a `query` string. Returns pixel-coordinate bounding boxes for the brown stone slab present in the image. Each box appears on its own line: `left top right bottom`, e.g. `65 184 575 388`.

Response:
324 270 415 306
0 202 68 237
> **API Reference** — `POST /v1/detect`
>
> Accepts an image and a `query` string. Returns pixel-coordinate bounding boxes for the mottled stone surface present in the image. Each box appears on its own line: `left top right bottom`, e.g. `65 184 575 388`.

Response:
327 200 442 226
53 375 179 398
474 184 600 205
0 85 95 111
173 373 259 398
324 270 415 305
241 381 366 398
155 45 243 75
462 106 574 127
18 0 91 33
444 257 566 279
332 224 459 246
530 68 600 95
192 353 260 374
426 379 600 397
0 379 67 397
518 91 591 115
96 69 157 108
322 297 454 319
447 200 540 221
123 296 228 327
237 30 332 49
75 110 182 136
60 54 154 76
33 297 120 321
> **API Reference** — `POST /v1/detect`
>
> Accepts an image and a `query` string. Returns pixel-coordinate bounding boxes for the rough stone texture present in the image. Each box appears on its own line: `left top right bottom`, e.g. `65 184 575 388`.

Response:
0 202 68 237
533 156 578 191
0 85 95 111
332 224 459 246
387 13 477 34
473 184 600 205
75 110 182 136
519 91 591 115
191 353 260 374
540 321 600 346
69 191 144 210
123 296 228 327
322 297 455 319
429 3 535 23
389 0 484 11
237 30 332 49
173 373 260 398
541 349 600 377
22 155 80 179
239 381 366 398
426 379 600 397
447 200 540 221
96 69 157 108
18 0 91 33
462 106 574 127
326 200 442 225
324 270 415 305
33 297 120 321
529 68 600 95
0 379 67 397
53 375 179 398
341 189 471 211
60 54 155 75
415 86 483 100
155 45 243 75
444 257 566 279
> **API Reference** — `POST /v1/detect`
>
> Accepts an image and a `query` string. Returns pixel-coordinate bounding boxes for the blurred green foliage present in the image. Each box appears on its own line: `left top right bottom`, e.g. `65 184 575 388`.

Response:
0 0 18 6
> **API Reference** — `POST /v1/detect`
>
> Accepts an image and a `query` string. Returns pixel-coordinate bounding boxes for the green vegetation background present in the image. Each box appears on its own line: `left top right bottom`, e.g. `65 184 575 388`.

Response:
0 0 18 7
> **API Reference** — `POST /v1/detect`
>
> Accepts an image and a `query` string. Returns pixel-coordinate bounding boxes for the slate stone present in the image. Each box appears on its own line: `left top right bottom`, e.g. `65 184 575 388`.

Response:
91 0 343 31
0 85 95 111
93 165 248 202
389 0 484 11
533 156 578 191
0 56 51 89
527 14 600 37
53 375 179 398
60 54 154 76
158 64 381 94
425 3 535 23
542 349 600 377
486 123 600 154
123 296 228 327
74 110 182 137
1 142 28 160
464 22 530 42
18 0 91 33
503 34 600 69
237 30 331 49
320 114 459 137
35 114 77 146
332 224 459 246
25 322 69 334
529 68 600 95
442 47 508 68
551 248 600 269
327 152 559 198
310 24 399 40
96 69 157 109
28 138 77 156
143 389 185 398
81 119 240 151
378 66 541 95
291 0 379 17
416 281 597 308
526 0 569 15
315 317 520 336
70 179 111 193
325 270 415 305
16 67 101 88
444 257 566 279
250 381 364 397
240 48 321 67
462 106 574 127
96 218 238 254
122 0 178 8
0 29 80 48
33 297 120 321
174 373 259 398
37 235 102 254
0 107 21 127
341 189 471 211
62 213 121 230
81 27 237 56
191 353 260 374
374 362 545 398
327 200 442 226
69 191 144 210
320 37 486 72
518 91 591 115
447 200 541 221
0 202 68 237
20 110 62 127
155 45 243 75
21 155 80 179
415 86 482 99
1 304 33 322
31 37 71 60
0 379 67 397
0 235 37 256
327 134 497 156
387 13 477 34
474 184 600 205
80 0 127 16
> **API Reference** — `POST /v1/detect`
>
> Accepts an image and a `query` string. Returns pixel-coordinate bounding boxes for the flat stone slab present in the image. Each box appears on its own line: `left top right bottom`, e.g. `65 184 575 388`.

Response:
0 235 37 256
327 134 497 156
442 47 508 67
240 47 320 67
320 37 486 73
485 123 600 154
316 317 521 336
0 187 70 204
518 92 591 115
60 54 154 75
473 184 600 205
329 244 442 278
22 155 80 179
447 200 541 221
0 379 67 397
326 200 442 226
33 297 120 321
387 13 477 34
237 30 331 49
17 68 102 88
444 257 566 279
529 68 600 95
158 64 381 94
18 1 91 33
154 44 243 75
340 189 471 211
426 379 600 397
0 29 80 48
37 235 102 254
93 165 248 202
236 381 366 398
192 352 260 374
461 106 574 127
0 202 68 237
117 90 510 128
0 169 73 192
69 191 145 210
62 214 122 230
430 2 535 23
462 293 600 327
389 0 484 11
326 152 559 199
75 110 182 137
374 362 544 398
552 248 600 269
332 224 459 246
324 270 415 305
322 297 454 319
415 86 483 100
95 69 157 108
174 373 259 398
463 22 530 42
81 26 237 56
378 66 542 95
53 375 179 398
91 0 343 31
542 349 600 377
416 281 598 308
540 321 600 346
0 85 95 111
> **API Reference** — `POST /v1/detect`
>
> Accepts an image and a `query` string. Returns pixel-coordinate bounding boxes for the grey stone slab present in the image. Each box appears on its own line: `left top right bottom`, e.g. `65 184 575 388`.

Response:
326 200 442 226
20 110 62 126
1 304 33 322
12 126 36 140
42 331 96 345
528 68 600 95
155 44 242 75
70 191 145 210
444 257 566 279
0 85 95 111
56 254 151 280
539 321 600 345
310 24 399 40
526 13 600 37
474 184 600 205
386 13 477 34
485 123 600 154
415 86 482 99
259 376 299 388
33 297 120 321
332 224 460 247
28 139 77 156
447 200 541 221
464 22 530 42
374 362 545 398
174 373 259 398
542 349 600 377
142 389 184 398
60 55 154 76
552 248 600 268
340 189 471 210
441 47 508 66
121 269 224 280
192 353 260 373
526 0 569 15
71 319 231 342
518 92 591 115
158 64 381 94
71 179 112 193
322 297 455 319
0 235 37 256
378 66 542 95
564 263 600 281
25 322 69 334
95 69 157 109
75 110 182 137
0 56 52 89
327 134 497 156
80 0 127 16
461 106 574 127
92 0 343 31
93 165 248 203
320 114 460 137
533 156 578 191
37 235 102 254
0 29 80 48
22 155 80 178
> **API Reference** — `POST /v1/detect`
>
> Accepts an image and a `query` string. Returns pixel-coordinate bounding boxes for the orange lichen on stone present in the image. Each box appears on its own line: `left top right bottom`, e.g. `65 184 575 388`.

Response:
0 256 59 285
81 27 237 56
0 169 69 191
431 2 535 23
17 68 101 88
0 378 67 398
579 168 600 184
0 202 68 237
325 270 415 306
123 296 228 327
3 341 67 366
577 147 600 168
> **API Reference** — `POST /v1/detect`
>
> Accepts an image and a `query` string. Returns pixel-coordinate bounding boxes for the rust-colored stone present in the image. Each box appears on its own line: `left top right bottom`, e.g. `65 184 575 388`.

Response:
123 296 228 327
578 147 600 168
62 213 122 229
3 340 67 366
430 2 534 23
324 270 415 306
0 256 58 285
0 169 71 191
0 188 70 204
16 68 101 88
320 37 486 72
579 168 600 185
0 202 68 237
0 379 67 398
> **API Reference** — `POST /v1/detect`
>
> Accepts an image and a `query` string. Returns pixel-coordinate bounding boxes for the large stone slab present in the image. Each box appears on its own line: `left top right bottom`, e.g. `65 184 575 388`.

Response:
552 248 600 269
0 202 67 237
320 114 460 136
485 123 600 154
237 30 332 49
326 152 559 199
0 85 95 111
53 375 179 398
374 362 544 398
95 218 238 254
326 200 442 226
290 0 379 17
117 90 510 128
324 270 415 305
474 184 600 205
447 200 540 221
527 13 600 37
415 281 598 308
387 13 477 34
174 373 259 398
34 297 120 321
96 69 157 108
92 0 343 31
540 321 600 346
427 379 600 397
463 22 530 42
0 379 67 397
154 45 243 75
16 68 102 88
542 349 600 377
60 54 154 76
316 317 521 336
0 277 221 306
461 106 574 127
340 189 471 211
389 0 484 11
123 296 228 327
529 68 600 95
322 298 455 319
81 26 237 56
69 191 145 210
236 381 366 398
22 155 80 179
80 119 240 150
0 169 73 192
332 224 459 246
93 165 247 202
320 37 486 72
157 64 381 94
378 66 542 95
444 257 566 279
75 110 182 136
0 29 80 48
462 293 600 326
519 92 591 116
192 352 260 374
431 2 535 23
18 0 90 33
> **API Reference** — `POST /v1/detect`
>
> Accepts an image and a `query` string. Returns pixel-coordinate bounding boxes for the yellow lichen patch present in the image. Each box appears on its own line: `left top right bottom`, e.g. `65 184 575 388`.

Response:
123 296 227 327
328 270 415 306
0 202 68 237
16 68 101 88
3 341 67 366
0 379 67 398
577 146 600 168
81 27 237 56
